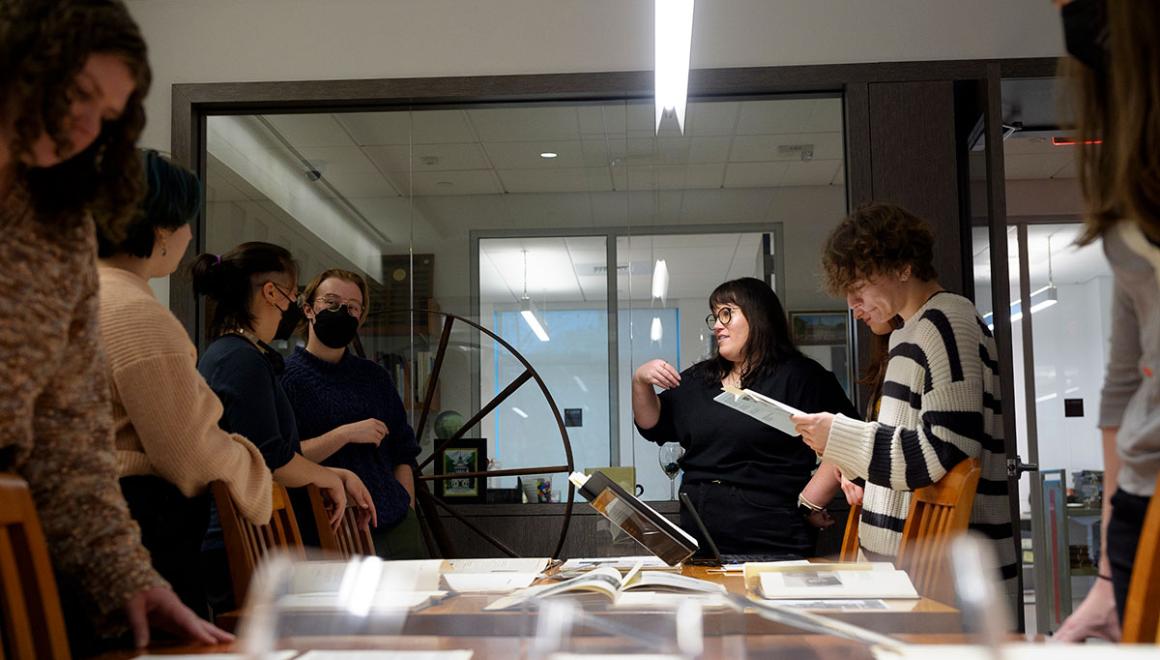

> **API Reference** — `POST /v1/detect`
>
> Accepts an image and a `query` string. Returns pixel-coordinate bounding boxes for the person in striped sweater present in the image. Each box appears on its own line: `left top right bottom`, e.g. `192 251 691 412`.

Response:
792 203 1018 604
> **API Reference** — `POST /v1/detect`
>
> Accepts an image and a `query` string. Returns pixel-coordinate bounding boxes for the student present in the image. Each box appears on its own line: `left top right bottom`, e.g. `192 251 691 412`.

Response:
282 269 425 559
633 277 859 557
794 203 1017 601
1053 0 1160 641
97 151 273 617
0 0 229 650
192 243 375 611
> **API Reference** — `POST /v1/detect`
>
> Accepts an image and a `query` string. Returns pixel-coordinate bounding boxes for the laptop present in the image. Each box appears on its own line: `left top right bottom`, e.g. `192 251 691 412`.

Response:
679 491 799 566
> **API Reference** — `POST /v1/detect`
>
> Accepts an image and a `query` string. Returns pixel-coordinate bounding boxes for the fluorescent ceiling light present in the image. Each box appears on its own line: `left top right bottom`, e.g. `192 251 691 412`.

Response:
511 407 529 419
540 152 558 159
1035 392 1058 403
520 296 550 342
655 0 695 133
650 316 664 342
651 258 669 300
983 284 1058 329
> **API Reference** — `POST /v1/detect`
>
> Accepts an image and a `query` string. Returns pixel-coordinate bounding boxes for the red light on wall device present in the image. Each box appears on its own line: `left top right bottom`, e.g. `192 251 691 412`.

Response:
1052 136 1102 146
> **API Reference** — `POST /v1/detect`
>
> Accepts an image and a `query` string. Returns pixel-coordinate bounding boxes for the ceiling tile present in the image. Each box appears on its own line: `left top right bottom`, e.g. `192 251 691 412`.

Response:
365 143 490 172
262 114 352 147
468 106 580 142
615 164 725 191
336 110 476 146
293 146 399 197
723 162 789 188
497 167 612 193
483 140 586 169
684 101 740 136
779 160 843 187
729 132 844 162
394 170 502 196
735 98 820 135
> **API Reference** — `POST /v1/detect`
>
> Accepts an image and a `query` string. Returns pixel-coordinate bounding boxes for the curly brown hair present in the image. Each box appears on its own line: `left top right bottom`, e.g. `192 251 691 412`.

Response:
1063 0 1160 245
0 0 151 237
821 203 938 296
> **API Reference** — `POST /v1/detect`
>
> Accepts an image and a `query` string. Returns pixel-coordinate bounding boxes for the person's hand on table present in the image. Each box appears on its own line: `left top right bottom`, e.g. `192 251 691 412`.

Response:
125 586 234 649
792 411 834 455
1053 576 1120 642
634 359 681 389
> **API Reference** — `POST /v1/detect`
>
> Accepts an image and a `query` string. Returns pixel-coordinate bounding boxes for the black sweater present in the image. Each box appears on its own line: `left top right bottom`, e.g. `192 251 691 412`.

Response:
637 355 859 500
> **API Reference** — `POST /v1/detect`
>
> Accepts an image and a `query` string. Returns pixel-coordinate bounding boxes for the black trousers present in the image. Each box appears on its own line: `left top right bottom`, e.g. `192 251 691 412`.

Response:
680 481 814 558
1108 487 1151 624
119 475 212 620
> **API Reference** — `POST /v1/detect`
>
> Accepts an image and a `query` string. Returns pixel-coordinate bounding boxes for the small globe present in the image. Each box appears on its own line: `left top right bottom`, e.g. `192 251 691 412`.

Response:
433 410 466 440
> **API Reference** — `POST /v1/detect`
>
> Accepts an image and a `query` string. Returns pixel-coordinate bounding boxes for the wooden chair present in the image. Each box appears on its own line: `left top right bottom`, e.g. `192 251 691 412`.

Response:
896 458 981 602
1122 473 1160 644
211 481 305 609
308 485 376 559
839 504 862 561
0 473 70 660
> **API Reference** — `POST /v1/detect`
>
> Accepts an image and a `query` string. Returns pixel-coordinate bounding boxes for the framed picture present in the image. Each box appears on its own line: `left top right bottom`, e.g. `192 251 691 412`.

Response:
790 311 849 346
790 311 854 400
434 438 488 504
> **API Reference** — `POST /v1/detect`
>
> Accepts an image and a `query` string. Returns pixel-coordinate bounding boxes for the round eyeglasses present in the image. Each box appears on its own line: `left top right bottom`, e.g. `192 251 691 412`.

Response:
314 294 363 318
705 306 736 329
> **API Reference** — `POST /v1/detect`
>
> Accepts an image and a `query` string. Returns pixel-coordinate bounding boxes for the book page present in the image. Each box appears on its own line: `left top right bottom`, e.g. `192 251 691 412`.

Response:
484 566 623 610
442 572 539 593
759 569 919 600
714 387 802 436
622 571 726 594
445 557 551 574
559 556 673 572
287 559 446 594
743 560 893 582
277 590 446 612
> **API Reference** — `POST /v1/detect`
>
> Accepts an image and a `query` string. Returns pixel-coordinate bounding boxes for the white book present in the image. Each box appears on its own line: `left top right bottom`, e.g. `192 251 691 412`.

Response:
713 385 805 436
441 572 539 593
445 557 551 574
759 568 919 600
485 565 725 610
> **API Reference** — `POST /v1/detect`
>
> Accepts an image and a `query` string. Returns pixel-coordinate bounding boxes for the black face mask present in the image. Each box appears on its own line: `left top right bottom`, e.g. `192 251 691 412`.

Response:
272 285 304 342
312 307 360 349
1062 0 1108 75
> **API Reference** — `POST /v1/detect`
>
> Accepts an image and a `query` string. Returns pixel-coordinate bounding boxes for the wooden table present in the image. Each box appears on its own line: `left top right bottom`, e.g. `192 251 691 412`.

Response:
99 564 963 658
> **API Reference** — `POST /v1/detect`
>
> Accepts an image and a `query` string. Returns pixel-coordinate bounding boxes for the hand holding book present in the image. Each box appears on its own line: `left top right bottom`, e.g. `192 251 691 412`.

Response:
791 411 835 455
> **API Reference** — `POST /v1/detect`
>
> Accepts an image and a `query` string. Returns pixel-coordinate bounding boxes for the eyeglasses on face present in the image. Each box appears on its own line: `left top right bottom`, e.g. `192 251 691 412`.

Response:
314 294 363 317
705 306 737 329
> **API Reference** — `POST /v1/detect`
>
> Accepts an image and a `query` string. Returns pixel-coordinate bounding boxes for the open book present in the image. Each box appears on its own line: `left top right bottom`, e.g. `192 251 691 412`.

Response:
757 563 919 600
485 565 725 610
714 385 805 436
569 471 698 566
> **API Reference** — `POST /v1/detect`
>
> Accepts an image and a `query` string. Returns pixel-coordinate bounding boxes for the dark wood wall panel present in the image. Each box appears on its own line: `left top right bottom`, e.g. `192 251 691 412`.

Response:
867 81 964 294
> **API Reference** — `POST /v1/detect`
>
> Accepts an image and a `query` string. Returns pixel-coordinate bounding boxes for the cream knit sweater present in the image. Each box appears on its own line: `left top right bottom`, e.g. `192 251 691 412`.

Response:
98 266 272 524
823 292 1017 592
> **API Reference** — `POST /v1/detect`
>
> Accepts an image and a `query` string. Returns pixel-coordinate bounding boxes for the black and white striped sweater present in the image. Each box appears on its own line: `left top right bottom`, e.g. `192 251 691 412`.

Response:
824 292 1018 592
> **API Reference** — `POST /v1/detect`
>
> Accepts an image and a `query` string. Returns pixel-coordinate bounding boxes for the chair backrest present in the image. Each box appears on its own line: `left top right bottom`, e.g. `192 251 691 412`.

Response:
896 458 982 601
0 473 70 660
211 481 304 607
1122 473 1160 644
307 485 376 559
839 504 862 562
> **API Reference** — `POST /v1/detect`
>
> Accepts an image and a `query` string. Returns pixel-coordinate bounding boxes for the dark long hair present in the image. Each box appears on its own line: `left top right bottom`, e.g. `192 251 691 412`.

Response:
1064 0 1160 245
97 150 200 258
699 277 801 388
191 242 298 339
1 0 151 236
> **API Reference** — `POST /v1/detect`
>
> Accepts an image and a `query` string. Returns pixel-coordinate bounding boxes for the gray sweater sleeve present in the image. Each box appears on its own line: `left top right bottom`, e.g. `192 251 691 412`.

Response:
1099 273 1143 429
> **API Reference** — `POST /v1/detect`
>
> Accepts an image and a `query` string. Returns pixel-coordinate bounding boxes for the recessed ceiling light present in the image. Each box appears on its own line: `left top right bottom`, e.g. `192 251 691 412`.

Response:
540 152 558 159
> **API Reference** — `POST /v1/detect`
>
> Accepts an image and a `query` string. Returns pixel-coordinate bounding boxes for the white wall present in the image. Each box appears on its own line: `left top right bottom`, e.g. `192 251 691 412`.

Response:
126 0 1065 153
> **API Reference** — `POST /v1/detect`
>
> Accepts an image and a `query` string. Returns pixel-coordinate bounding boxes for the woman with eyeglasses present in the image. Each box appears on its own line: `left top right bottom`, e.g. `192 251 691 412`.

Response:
192 244 376 612
632 277 859 558
281 269 425 559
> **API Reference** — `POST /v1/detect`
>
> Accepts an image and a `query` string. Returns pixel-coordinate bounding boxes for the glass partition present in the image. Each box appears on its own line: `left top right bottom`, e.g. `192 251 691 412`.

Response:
203 94 849 504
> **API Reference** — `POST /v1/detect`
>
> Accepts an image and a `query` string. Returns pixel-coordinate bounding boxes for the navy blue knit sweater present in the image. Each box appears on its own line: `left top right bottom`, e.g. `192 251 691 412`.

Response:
282 347 420 529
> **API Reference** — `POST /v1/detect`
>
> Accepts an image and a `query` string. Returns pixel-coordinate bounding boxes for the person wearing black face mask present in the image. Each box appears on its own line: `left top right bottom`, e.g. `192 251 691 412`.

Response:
282 269 426 560
193 245 377 613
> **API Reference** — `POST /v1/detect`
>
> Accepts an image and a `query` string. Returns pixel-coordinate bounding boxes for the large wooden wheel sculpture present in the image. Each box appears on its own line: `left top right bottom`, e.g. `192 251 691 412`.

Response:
401 310 576 560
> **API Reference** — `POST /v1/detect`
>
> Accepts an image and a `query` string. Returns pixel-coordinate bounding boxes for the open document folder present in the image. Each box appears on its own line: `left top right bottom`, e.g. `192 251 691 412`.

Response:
485 564 725 610
714 385 805 436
